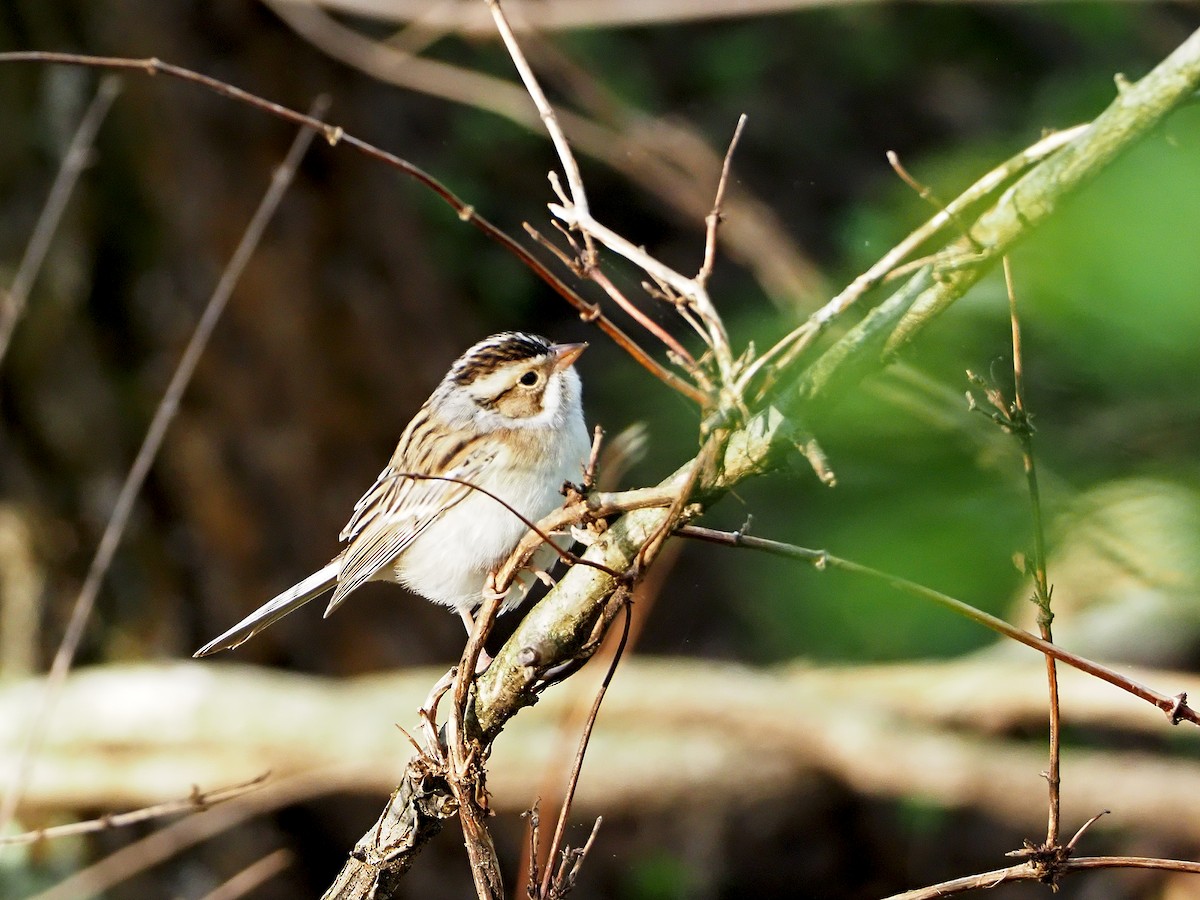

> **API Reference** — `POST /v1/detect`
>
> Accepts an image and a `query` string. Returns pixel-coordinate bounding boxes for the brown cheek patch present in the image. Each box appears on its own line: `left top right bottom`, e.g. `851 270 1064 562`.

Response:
494 389 543 419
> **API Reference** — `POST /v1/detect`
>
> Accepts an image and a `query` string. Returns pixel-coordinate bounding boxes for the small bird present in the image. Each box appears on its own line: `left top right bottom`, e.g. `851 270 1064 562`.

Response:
195 332 590 657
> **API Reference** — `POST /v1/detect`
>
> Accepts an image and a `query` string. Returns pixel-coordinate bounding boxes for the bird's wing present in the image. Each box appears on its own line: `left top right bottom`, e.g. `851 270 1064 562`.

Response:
328 444 496 609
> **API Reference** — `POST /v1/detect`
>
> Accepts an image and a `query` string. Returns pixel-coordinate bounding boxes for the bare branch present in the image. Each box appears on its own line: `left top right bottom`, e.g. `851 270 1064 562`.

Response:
271 0 887 35
485 0 594 259
886 856 1200 899
999 257 1062 846
698 114 747 288
0 50 705 404
0 774 268 846
675 525 1200 727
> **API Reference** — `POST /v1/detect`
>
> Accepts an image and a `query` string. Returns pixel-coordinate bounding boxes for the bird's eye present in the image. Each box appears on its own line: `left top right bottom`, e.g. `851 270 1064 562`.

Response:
520 370 540 387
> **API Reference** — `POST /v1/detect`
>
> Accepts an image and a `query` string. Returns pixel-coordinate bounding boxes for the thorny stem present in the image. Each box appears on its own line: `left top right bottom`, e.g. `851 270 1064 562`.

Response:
676 525 1200 727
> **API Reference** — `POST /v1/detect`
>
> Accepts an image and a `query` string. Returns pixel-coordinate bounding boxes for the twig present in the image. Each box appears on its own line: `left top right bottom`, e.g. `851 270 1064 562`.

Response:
886 856 1200 899
383 472 623 581
886 150 981 251
266 0 823 310
0 773 268 846
492 483 682 597
524 802 542 898
27 767 367 900
548 202 735 386
0 51 703 405
1001 257 1062 848
675 525 1200 727
0 98 328 837
195 848 294 900
449 601 505 900
539 601 629 897
485 0 595 259
546 816 603 899
271 0 878 35
586 265 700 371
0 75 121 367
484 0 733 389
1065 810 1110 851
697 113 747 288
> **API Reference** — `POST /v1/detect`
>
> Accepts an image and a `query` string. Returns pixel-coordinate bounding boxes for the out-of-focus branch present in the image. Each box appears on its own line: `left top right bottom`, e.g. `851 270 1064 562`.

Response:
0 75 120 366
0 98 329 838
270 0 867 34
0 774 267 846
6 659 1200 837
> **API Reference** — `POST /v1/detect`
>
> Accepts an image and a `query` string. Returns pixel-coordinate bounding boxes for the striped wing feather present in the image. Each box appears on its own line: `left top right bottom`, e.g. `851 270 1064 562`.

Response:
330 432 494 608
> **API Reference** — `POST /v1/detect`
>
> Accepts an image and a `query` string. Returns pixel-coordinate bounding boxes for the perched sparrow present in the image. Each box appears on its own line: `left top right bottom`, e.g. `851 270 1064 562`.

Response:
194 332 590 657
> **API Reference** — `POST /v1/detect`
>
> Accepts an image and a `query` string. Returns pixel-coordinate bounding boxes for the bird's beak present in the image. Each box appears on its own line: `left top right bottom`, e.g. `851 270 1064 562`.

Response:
551 341 587 370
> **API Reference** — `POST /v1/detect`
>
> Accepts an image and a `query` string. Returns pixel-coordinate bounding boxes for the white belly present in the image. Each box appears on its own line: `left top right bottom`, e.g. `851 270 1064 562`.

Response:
393 422 589 611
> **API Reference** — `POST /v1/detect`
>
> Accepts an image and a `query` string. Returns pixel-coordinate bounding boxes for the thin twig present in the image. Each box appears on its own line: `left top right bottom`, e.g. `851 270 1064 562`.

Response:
548 816 603 899
485 0 594 259
548 202 735 385
0 51 703 405
539 601 629 897
0 98 328 837
1066 810 1110 851
383 472 623 581
0 773 268 846
0 75 121 366
886 150 981 251
27 767 367 900
448 591 505 900
524 802 542 898
886 856 1200 899
483 2 732 388
266 0 823 310
1002 256 1062 848
675 525 1200 727
492 483 682 596
698 113 747 288
586 265 699 369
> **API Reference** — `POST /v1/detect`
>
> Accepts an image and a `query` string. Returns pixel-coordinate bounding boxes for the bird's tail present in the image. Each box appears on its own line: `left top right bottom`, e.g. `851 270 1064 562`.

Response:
193 560 340 657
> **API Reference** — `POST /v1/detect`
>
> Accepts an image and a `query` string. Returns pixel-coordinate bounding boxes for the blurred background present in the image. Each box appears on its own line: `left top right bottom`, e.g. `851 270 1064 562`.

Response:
3 2 1200 898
